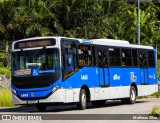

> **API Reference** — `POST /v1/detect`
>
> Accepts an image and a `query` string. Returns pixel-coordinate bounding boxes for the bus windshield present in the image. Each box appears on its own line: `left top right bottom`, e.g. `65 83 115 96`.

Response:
12 48 60 76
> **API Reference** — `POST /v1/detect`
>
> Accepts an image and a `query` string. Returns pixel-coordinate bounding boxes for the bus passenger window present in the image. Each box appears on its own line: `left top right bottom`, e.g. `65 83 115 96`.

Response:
109 48 121 67
78 45 92 67
121 49 132 67
148 51 155 68
98 51 103 68
139 53 147 68
132 49 138 67
103 51 108 68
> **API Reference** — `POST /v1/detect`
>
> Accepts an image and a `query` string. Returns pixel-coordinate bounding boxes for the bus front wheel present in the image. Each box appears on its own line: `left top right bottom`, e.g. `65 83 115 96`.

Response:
77 88 87 110
126 86 136 104
36 103 47 112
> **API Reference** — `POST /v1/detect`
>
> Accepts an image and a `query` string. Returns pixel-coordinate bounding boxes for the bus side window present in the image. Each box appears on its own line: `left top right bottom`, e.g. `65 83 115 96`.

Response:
139 53 143 68
61 38 78 80
98 51 103 68
121 49 132 67
148 51 155 68
92 46 96 66
143 54 147 68
109 48 121 67
132 49 138 67
103 51 108 68
78 45 92 67
139 52 147 68
97 51 108 68
64 54 75 73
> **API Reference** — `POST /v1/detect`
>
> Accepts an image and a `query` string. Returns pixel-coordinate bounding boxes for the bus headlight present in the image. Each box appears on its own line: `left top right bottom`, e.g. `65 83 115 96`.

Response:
12 88 17 95
52 84 60 93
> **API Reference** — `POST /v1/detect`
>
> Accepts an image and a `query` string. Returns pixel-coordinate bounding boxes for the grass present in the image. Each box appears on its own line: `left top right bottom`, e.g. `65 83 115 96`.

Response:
0 88 13 107
150 105 160 117
0 67 11 78
137 91 160 99
151 91 160 98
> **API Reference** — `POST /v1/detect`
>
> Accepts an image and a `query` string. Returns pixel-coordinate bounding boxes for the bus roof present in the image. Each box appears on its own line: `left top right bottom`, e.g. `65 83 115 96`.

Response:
12 36 84 50
12 37 154 50
13 36 83 43
91 39 154 50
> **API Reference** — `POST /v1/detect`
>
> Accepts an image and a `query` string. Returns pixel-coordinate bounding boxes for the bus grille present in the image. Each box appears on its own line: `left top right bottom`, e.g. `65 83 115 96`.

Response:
11 73 60 89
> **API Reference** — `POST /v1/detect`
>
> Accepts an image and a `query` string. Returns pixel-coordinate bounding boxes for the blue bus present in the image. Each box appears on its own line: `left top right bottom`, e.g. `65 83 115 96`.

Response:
11 37 158 111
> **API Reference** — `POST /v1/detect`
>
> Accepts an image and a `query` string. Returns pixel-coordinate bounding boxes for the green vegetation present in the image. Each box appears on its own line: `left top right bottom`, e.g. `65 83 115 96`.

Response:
0 88 13 107
0 67 10 77
150 105 160 116
0 0 159 68
0 0 159 67
137 91 160 99
151 91 160 98
157 59 160 76
0 1 159 45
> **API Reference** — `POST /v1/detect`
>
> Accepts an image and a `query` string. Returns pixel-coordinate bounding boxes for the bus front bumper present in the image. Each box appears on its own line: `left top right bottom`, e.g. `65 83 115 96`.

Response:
12 89 64 105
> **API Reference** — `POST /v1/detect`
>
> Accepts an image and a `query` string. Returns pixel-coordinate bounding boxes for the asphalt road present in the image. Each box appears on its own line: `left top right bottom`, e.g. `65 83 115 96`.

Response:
0 98 159 114
0 98 159 123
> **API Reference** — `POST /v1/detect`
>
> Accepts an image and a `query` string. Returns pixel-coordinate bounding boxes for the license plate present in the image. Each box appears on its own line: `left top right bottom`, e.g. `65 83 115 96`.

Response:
28 100 38 104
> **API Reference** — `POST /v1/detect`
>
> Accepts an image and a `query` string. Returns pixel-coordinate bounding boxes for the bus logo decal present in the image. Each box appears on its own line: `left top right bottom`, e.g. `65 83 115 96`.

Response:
149 74 155 79
81 75 88 80
130 72 137 82
31 93 35 97
113 74 120 80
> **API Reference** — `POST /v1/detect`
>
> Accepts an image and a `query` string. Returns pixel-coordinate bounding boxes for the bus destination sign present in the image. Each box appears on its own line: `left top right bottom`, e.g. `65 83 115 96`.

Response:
14 39 56 49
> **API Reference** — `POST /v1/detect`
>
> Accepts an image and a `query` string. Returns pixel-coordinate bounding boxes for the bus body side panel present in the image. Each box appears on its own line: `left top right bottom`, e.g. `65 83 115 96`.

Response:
12 67 158 105
140 69 145 84
148 68 158 95
99 68 110 86
109 68 140 99
62 67 99 102
109 68 140 86
99 68 105 86
148 68 158 85
104 68 110 86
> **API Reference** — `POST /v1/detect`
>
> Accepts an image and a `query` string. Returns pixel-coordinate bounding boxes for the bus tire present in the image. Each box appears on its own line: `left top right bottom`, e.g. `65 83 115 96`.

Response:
36 103 47 112
92 100 106 106
77 88 87 110
126 86 136 104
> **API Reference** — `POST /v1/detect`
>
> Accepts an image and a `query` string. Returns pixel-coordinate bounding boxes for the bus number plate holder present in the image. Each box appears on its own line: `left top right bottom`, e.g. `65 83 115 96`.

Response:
28 100 38 104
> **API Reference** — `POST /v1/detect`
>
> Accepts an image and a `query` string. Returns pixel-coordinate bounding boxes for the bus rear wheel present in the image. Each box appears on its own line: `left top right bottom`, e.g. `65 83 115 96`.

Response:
126 86 136 104
77 88 87 110
36 103 47 112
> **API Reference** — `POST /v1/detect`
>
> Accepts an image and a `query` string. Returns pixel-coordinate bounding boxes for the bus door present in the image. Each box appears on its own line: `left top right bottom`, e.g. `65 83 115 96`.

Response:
97 47 110 86
139 51 149 84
